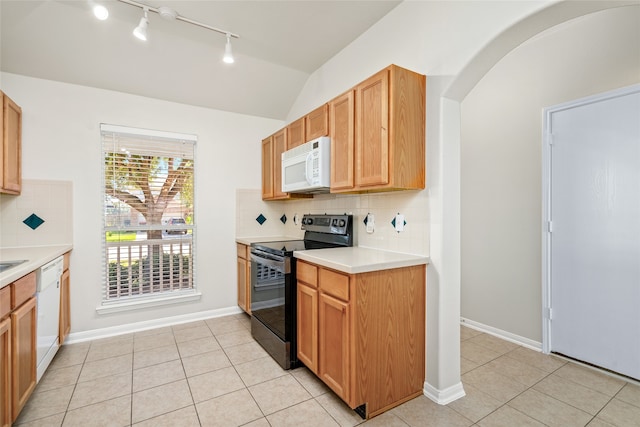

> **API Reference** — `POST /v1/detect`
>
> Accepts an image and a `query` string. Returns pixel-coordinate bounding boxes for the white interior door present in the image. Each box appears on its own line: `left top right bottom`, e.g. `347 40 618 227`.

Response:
548 85 640 380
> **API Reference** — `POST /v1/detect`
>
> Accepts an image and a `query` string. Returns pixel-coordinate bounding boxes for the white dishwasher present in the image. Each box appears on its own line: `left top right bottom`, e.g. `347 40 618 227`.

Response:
36 256 63 382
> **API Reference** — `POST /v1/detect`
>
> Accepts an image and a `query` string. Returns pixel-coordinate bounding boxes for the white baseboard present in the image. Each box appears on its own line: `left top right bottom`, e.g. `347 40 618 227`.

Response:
460 317 542 351
66 306 244 344
423 381 466 405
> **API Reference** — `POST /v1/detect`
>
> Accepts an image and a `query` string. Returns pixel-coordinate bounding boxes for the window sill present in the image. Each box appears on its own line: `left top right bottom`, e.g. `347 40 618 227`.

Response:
96 292 202 315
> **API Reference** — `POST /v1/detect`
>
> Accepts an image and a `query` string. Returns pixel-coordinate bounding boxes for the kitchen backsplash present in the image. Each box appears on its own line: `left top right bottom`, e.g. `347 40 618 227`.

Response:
0 179 73 247
236 189 429 255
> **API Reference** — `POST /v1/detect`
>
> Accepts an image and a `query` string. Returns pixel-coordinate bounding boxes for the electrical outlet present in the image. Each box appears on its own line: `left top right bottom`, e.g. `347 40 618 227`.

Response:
366 213 375 233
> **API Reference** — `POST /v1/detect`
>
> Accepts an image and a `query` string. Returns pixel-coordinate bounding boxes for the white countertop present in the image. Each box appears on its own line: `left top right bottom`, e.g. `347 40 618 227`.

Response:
294 246 429 274
0 245 73 288
236 236 301 245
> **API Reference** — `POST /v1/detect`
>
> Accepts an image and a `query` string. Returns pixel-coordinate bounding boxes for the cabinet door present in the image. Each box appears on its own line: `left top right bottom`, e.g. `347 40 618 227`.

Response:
272 129 288 199
329 91 355 191
11 297 36 421
261 136 274 200
318 292 350 401
306 104 329 141
355 69 389 187
237 255 248 312
287 117 305 149
2 94 22 194
0 317 10 427
297 283 318 373
59 269 71 345
246 259 252 315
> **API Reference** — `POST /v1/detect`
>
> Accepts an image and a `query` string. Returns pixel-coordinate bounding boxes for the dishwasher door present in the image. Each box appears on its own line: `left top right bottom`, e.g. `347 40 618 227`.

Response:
36 256 63 381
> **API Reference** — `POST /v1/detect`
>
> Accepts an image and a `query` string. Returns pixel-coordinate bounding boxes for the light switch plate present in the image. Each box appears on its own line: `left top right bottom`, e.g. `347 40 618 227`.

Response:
395 214 405 232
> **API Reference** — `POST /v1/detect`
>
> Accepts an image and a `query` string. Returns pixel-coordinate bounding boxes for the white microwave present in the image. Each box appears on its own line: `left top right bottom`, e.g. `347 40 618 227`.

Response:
281 136 331 194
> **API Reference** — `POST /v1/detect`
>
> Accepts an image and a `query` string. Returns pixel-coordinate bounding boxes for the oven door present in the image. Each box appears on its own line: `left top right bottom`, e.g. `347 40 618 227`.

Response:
250 248 291 341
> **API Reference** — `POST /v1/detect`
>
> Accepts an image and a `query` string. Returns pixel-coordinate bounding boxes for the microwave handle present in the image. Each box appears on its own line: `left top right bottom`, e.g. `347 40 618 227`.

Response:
305 152 314 185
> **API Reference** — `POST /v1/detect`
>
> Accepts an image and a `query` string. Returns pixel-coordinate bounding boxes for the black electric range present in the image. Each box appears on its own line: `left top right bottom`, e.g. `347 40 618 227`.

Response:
249 213 353 369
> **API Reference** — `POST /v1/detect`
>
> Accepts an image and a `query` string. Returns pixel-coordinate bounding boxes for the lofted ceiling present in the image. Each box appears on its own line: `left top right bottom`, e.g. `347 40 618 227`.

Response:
0 0 401 120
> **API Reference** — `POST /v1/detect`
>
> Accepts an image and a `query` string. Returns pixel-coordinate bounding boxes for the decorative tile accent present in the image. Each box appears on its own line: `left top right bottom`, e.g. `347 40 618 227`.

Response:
256 214 267 225
391 216 407 229
23 213 45 230
280 214 287 225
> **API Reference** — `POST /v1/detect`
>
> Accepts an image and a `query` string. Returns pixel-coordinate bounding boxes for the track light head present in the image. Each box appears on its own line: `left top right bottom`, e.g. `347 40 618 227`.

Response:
133 7 149 41
93 4 109 20
223 33 234 64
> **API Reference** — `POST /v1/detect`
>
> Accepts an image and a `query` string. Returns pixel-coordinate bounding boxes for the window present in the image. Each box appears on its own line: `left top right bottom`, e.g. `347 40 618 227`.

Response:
100 124 196 307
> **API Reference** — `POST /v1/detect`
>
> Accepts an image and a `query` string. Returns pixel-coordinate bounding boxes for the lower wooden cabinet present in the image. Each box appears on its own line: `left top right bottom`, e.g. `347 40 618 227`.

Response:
236 243 251 314
0 317 11 427
11 296 36 421
59 269 71 344
296 283 318 372
296 260 425 419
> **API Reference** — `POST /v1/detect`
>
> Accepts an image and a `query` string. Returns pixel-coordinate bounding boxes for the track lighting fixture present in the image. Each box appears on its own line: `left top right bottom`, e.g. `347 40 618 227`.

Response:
133 7 149 41
223 34 235 64
92 0 239 64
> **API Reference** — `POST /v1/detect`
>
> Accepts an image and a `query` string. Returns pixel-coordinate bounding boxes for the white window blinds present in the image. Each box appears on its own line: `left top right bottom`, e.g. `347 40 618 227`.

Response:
101 124 196 303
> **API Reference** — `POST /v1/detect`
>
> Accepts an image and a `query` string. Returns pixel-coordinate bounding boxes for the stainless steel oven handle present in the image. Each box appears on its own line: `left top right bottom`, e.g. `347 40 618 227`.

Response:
250 252 290 274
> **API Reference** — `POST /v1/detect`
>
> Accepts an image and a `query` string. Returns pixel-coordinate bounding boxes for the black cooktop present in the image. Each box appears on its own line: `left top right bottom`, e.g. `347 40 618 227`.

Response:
251 239 340 256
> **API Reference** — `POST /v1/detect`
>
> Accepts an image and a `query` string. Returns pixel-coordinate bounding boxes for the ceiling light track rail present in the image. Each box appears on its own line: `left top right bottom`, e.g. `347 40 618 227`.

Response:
116 0 240 39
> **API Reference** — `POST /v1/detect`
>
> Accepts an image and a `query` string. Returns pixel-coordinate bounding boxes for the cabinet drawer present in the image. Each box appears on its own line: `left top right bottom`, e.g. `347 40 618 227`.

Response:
0 286 10 319
237 243 248 260
297 261 317 288
319 268 349 301
12 272 36 309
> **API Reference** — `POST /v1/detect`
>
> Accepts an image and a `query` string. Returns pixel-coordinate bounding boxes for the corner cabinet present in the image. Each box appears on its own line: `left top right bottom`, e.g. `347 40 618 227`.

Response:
236 243 251 314
331 65 425 193
1 91 22 195
296 260 426 419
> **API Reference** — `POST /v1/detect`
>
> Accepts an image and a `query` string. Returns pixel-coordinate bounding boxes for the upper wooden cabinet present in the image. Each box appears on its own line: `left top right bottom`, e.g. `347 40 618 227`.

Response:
286 117 305 150
305 104 329 141
261 129 311 201
333 65 425 193
1 91 22 195
329 91 355 191
287 104 329 150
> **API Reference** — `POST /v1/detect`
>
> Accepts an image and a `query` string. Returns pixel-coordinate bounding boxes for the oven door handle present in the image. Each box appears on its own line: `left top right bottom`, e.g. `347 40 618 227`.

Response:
250 252 290 274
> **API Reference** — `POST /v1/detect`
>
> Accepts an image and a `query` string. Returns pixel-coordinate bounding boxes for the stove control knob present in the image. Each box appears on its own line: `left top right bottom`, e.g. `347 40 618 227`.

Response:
332 219 338 226
339 219 346 227
306 218 313 225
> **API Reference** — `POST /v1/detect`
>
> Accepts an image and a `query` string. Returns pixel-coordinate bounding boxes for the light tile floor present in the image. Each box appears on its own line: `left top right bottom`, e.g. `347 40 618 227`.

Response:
14 314 640 426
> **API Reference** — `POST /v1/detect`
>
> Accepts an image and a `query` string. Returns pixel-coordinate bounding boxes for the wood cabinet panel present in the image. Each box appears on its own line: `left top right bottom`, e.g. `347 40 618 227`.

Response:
261 137 274 200
356 69 389 187
0 317 10 427
287 117 305 149
296 261 317 288
272 129 287 199
11 273 36 310
59 268 71 344
305 104 329 141
11 296 36 421
353 266 425 416
318 292 350 402
1 92 22 195
318 268 349 302
329 91 355 191
0 288 9 320
237 254 248 313
296 283 318 373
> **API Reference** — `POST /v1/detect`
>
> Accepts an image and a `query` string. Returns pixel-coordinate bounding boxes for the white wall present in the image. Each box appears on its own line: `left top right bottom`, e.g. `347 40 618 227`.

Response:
460 6 640 343
1 72 284 335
